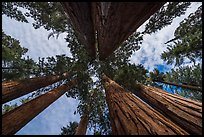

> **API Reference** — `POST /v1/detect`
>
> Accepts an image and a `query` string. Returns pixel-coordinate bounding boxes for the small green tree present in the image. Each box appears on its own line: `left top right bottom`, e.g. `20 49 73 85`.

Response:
60 121 78 135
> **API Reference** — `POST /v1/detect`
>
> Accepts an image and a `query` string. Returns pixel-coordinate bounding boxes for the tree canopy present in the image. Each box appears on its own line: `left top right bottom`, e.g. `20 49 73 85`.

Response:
161 5 202 66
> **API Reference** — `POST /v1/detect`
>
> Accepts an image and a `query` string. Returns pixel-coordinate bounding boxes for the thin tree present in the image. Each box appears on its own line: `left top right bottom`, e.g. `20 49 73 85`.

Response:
153 79 202 92
150 68 202 92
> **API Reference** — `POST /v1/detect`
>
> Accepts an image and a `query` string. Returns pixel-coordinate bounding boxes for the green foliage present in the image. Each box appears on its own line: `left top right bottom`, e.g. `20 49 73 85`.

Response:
2 2 70 39
22 2 68 32
144 2 191 34
164 64 202 101
113 64 148 88
43 54 73 75
117 32 143 62
2 103 18 114
60 121 78 135
148 68 166 89
161 5 202 66
2 2 28 23
66 76 111 135
20 97 31 104
2 30 28 61
149 68 166 81
2 96 32 114
2 30 40 81
64 30 112 133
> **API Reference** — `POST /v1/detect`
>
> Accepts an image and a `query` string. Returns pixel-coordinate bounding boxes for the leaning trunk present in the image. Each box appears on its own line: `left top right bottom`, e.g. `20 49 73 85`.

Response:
75 114 89 135
2 79 78 135
102 74 188 135
153 79 202 92
2 71 70 104
131 83 202 135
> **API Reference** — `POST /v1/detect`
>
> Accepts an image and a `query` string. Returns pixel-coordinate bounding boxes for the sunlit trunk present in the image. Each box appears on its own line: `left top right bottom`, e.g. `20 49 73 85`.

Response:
102 74 188 135
2 79 77 135
2 72 70 104
131 83 202 135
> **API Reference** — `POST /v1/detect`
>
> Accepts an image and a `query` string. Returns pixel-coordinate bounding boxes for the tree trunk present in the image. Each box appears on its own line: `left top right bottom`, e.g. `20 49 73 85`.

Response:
131 83 202 135
153 79 202 92
61 2 165 60
75 114 89 135
2 79 78 135
2 72 70 104
102 74 188 135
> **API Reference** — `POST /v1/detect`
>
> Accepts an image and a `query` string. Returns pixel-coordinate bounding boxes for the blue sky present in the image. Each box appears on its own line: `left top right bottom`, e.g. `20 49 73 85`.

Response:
2 2 202 135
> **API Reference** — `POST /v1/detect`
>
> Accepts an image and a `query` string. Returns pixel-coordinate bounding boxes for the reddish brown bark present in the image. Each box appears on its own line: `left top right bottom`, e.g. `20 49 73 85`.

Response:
61 2 165 60
93 2 165 60
2 79 77 135
102 75 188 135
2 72 70 104
153 79 202 92
75 114 89 135
61 2 96 58
131 83 202 135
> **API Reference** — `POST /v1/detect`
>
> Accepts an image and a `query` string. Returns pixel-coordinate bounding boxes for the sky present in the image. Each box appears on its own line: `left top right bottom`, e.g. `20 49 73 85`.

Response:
2 2 202 135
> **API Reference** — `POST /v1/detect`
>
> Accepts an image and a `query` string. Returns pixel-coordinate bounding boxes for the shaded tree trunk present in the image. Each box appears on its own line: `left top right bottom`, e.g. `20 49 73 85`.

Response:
102 74 188 135
75 114 89 135
61 2 165 60
131 83 202 135
2 71 70 104
2 79 78 135
153 79 202 92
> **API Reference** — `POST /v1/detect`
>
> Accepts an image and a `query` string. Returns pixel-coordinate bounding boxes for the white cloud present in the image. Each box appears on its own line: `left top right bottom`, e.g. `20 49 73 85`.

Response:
2 15 72 62
130 2 202 72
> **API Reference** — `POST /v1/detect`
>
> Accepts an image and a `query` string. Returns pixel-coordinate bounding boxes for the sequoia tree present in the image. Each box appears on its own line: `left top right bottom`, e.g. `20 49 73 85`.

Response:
102 74 188 135
2 78 78 135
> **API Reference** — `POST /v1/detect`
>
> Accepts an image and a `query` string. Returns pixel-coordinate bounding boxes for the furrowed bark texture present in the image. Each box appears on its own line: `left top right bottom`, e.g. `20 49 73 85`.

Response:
92 2 165 60
131 83 202 135
102 75 188 135
2 72 70 104
61 2 165 60
61 2 96 58
2 79 78 135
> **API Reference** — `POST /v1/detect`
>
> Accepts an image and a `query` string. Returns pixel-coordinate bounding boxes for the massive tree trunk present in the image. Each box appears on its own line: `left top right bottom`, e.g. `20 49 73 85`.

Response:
102 74 188 135
130 83 202 135
75 114 89 135
2 79 78 135
2 72 70 104
153 79 202 92
61 2 165 60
